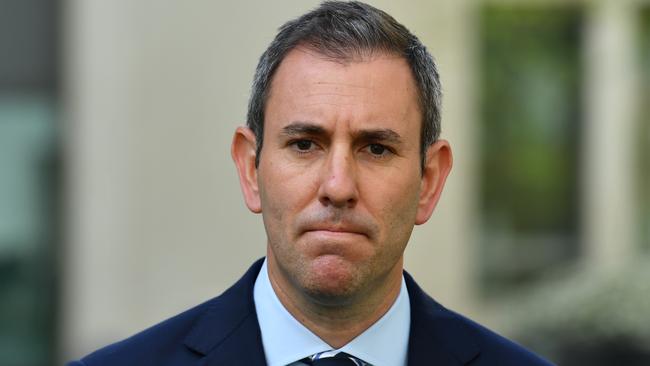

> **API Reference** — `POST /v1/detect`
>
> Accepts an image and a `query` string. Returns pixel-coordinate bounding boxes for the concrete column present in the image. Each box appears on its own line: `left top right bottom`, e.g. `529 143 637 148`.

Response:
61 0 140 359
581 0 639 272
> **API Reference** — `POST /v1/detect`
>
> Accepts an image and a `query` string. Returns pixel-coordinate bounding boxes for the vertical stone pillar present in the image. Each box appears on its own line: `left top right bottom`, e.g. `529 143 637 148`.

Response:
581 0 639 272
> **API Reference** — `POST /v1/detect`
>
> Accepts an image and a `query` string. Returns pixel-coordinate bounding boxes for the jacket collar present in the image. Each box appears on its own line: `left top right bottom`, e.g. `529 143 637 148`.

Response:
183 258 481 365
405 271 481 365
184 258 267 365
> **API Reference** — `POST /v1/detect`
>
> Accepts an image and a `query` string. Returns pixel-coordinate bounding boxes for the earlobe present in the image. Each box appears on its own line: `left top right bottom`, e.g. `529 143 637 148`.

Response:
231 127 262 213
415 140 453 225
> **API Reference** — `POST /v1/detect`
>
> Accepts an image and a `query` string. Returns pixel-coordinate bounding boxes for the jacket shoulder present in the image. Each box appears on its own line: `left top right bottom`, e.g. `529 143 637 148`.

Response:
452 311 555 365
72 298 214 366
404 271 555 365
68 259 265 366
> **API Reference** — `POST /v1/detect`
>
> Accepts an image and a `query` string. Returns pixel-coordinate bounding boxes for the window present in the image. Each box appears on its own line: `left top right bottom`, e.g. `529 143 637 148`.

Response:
0 0 60 364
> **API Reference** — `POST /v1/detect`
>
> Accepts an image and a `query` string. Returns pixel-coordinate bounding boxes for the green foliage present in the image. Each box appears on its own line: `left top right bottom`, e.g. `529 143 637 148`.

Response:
479 5 583 293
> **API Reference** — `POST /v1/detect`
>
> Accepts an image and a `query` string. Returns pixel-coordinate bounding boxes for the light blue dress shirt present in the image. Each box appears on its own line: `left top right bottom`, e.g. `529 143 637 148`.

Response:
253 259 410 366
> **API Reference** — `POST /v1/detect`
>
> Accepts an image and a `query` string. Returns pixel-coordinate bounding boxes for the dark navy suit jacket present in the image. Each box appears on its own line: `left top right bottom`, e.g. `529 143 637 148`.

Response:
69 258 554 365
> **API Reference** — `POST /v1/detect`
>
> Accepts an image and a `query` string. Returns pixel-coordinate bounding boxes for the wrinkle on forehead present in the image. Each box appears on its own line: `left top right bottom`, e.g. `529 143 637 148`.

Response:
300 78 384 110
304 85 376 107
310 81 374 89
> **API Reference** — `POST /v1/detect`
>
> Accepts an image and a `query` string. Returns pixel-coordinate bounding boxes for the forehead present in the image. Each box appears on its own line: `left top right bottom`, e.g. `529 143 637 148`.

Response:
265 47 421 136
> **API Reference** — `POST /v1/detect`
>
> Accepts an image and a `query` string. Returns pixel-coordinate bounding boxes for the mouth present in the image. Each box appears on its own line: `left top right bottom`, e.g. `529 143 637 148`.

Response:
303 225 368 238
297 212 375 241
299 221 373 258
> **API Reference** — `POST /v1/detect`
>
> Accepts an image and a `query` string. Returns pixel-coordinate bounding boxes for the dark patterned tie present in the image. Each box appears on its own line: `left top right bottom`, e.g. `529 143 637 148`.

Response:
304 352 364 365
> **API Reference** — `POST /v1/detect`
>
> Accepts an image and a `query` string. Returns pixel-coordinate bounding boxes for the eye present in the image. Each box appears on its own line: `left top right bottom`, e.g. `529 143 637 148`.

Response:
289 139 317 154
295 140 313 151
368 143 388 156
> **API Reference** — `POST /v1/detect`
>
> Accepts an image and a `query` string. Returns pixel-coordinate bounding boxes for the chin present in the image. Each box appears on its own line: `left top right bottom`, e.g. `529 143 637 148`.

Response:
300 257 362 305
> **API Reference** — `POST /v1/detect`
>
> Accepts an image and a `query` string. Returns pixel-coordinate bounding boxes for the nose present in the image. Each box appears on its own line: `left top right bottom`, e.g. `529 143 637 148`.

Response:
318 147 359 208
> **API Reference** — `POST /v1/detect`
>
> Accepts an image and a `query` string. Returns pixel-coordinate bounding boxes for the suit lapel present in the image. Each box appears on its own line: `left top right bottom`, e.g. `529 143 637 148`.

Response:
405 271 481 366
197 312 266 366
184 259 267 366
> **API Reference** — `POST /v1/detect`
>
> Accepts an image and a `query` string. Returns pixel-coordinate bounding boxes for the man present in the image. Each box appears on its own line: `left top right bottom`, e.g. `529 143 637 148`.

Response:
70 1 553 365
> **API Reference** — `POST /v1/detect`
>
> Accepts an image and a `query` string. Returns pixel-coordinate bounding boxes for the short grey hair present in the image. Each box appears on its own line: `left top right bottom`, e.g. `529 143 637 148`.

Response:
247 0 442 170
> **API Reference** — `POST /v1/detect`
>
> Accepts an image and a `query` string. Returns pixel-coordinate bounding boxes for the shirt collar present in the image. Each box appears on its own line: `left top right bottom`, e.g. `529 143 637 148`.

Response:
254 258 410 366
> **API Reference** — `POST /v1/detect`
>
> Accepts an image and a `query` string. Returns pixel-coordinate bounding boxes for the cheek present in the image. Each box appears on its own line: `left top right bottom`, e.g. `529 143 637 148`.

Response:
259 175 289 229
259 165 318 232
367 173 421 241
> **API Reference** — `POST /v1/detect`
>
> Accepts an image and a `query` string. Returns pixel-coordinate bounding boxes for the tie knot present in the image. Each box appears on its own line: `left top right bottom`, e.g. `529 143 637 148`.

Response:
307 352 364 366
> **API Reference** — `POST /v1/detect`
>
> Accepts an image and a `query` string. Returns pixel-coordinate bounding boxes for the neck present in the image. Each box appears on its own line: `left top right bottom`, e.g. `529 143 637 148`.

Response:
267 256 403 349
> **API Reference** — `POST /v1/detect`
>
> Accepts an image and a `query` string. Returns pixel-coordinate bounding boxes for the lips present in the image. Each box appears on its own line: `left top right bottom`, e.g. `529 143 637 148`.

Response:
305 225 366 235
302 224 369 238
296 210 376 240
311 232 366 241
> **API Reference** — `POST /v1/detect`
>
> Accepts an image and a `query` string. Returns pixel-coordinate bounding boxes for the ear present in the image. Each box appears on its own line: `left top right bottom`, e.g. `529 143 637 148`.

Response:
415 139 453 225
231 126 262 213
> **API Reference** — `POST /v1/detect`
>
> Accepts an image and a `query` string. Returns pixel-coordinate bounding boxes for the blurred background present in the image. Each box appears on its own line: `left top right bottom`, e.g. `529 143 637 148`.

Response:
0 0 649 365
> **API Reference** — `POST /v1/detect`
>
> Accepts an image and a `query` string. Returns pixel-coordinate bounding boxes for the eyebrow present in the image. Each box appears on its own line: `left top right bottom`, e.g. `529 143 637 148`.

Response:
281 122 326 137
280 121 403 145
355 129 403 145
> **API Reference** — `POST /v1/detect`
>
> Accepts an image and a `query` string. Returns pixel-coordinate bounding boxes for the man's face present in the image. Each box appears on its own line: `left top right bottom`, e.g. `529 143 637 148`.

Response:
234 47 450 304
